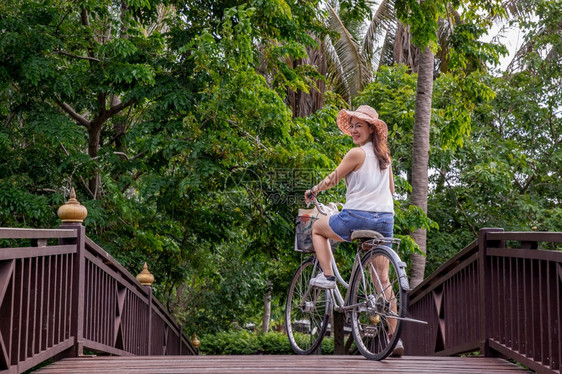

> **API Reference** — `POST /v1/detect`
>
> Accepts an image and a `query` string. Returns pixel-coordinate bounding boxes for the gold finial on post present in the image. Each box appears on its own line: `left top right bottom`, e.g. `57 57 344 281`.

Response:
191 333 200 349
57 187 88 223
136 262 155 286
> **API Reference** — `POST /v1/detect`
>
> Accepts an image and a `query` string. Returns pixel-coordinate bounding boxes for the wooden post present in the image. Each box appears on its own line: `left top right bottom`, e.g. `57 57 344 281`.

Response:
57 223 86 357
57 188 88 358
478 228 504 357
147 287 152 355
136 262 154 355
333 311 346 355
178 324 182 355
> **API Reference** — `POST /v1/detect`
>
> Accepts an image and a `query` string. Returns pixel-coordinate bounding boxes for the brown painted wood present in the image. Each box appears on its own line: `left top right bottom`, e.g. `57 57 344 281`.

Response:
1 227 196 374
402 229 562 374
2 228 560 373
34 355 533 374
487 232 562 243
0 245 76 261
0 228 76 239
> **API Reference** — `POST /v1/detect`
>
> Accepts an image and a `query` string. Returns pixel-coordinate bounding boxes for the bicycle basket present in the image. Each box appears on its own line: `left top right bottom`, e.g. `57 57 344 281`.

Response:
294 203 339 252
294 213 317 252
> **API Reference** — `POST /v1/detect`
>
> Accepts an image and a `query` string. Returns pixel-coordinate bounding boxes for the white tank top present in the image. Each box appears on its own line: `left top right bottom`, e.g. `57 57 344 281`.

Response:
343 142 394 213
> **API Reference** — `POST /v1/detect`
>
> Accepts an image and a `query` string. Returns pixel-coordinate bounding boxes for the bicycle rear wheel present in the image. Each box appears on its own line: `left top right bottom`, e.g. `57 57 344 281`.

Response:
285 258 330 354
349 247 408 360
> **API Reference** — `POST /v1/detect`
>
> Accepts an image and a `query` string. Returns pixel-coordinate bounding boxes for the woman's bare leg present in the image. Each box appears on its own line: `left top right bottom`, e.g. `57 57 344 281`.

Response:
311 216 343 277
371 256 397 335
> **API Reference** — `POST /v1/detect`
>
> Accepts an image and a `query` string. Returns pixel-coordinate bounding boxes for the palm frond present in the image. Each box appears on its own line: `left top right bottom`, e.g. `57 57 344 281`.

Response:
490 0 534 23
506 40 531 73
393 22 420 72
326 2 371 100
435 17 454 73
506 23 559 73
323 34 351 103
362 0 395 62
437 14 454 49
544 45 559 63
378 29 397 68
146 4 175 36
301 44 327 116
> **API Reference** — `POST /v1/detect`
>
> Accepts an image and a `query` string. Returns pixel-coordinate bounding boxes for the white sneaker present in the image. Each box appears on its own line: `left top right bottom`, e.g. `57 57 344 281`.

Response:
391 339 404 357
310 273 336 289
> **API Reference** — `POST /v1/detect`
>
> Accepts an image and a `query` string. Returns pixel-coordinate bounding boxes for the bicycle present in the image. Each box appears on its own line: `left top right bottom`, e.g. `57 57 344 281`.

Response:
285 197 424 360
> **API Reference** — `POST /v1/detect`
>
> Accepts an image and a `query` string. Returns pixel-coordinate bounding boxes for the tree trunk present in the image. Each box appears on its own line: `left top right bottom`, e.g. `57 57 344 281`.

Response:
409 46 434 289
286 46 326 118
111 94 127 153
87 124 102 199
262 286 271 333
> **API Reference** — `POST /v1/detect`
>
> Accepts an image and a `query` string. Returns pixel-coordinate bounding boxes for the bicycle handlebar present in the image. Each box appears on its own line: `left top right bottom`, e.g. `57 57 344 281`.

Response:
306 193 329 216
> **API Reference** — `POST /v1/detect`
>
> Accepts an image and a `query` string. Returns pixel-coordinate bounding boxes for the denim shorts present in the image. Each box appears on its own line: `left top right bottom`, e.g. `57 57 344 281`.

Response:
329 209 394 242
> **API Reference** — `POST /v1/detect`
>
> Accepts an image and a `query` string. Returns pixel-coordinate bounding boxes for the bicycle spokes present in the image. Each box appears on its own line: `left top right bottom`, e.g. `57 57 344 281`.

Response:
350 249 408 360
286 259 330 354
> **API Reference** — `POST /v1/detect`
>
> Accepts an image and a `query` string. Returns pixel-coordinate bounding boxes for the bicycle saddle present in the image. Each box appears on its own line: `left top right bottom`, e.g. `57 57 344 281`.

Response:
351 230 384 241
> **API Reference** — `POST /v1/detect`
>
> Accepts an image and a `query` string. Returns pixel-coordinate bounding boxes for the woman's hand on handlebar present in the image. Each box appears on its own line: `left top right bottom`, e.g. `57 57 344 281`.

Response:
304 188 317 204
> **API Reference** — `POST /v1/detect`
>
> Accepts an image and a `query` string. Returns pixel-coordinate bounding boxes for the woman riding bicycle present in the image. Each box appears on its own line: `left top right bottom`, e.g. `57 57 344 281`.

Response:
304 104 403 356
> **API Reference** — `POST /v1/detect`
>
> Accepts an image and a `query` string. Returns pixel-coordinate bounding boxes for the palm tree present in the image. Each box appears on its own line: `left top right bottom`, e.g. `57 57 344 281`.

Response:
406 0 535 287
409 46 434 287
324 0 397 104
285 0 396 116
287 0 531 287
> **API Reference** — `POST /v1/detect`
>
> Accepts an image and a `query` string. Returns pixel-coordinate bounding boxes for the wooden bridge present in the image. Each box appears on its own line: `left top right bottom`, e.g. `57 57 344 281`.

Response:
1 194 561 373
33 355 532 373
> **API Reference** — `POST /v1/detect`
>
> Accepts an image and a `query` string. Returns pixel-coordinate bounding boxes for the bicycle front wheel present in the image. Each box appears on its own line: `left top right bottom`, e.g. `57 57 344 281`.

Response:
285 258 330 354
349 248 408 360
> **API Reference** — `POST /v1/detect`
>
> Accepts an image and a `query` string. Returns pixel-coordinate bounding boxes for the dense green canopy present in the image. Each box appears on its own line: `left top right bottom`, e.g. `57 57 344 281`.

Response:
1 0 560 334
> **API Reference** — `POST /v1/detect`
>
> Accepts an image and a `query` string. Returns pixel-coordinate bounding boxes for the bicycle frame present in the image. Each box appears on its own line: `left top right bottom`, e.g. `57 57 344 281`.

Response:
285 195 425 360
301 240 398 313
299 198 401 312
287 197 427 359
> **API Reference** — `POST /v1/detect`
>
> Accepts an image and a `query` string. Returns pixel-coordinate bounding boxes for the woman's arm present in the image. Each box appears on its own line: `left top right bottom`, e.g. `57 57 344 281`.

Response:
308 147 364 195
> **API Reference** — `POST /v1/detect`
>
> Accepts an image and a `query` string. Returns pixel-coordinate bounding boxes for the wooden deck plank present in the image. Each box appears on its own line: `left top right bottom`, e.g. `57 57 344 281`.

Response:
35 355 532 373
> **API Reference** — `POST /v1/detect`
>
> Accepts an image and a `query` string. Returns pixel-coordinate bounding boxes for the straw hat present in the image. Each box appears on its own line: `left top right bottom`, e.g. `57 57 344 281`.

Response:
337 105 388 142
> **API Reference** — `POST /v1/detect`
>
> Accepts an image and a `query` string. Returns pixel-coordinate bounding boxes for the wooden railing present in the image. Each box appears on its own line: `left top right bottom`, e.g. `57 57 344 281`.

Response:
0 224 196 374
402 228 562 374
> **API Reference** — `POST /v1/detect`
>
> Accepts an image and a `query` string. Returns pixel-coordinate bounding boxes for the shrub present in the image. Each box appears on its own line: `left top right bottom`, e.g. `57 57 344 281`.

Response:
258 332 293 354
200 330 260 355
199 330 334 355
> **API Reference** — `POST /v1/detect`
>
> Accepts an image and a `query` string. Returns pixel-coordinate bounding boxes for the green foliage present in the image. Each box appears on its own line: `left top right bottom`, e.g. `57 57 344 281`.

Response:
200 330 261 355
432 71 496 149
0 0 331 335
199 330 334 355
394 0 505 49
258 331 294 354
447 23 508 72
394 0 444 49
0 0 559 342
424 4 562 272
354 58 560 277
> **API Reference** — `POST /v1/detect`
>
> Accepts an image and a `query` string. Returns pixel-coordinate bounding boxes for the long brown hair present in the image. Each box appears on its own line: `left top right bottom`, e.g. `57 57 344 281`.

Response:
370 126 390 170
